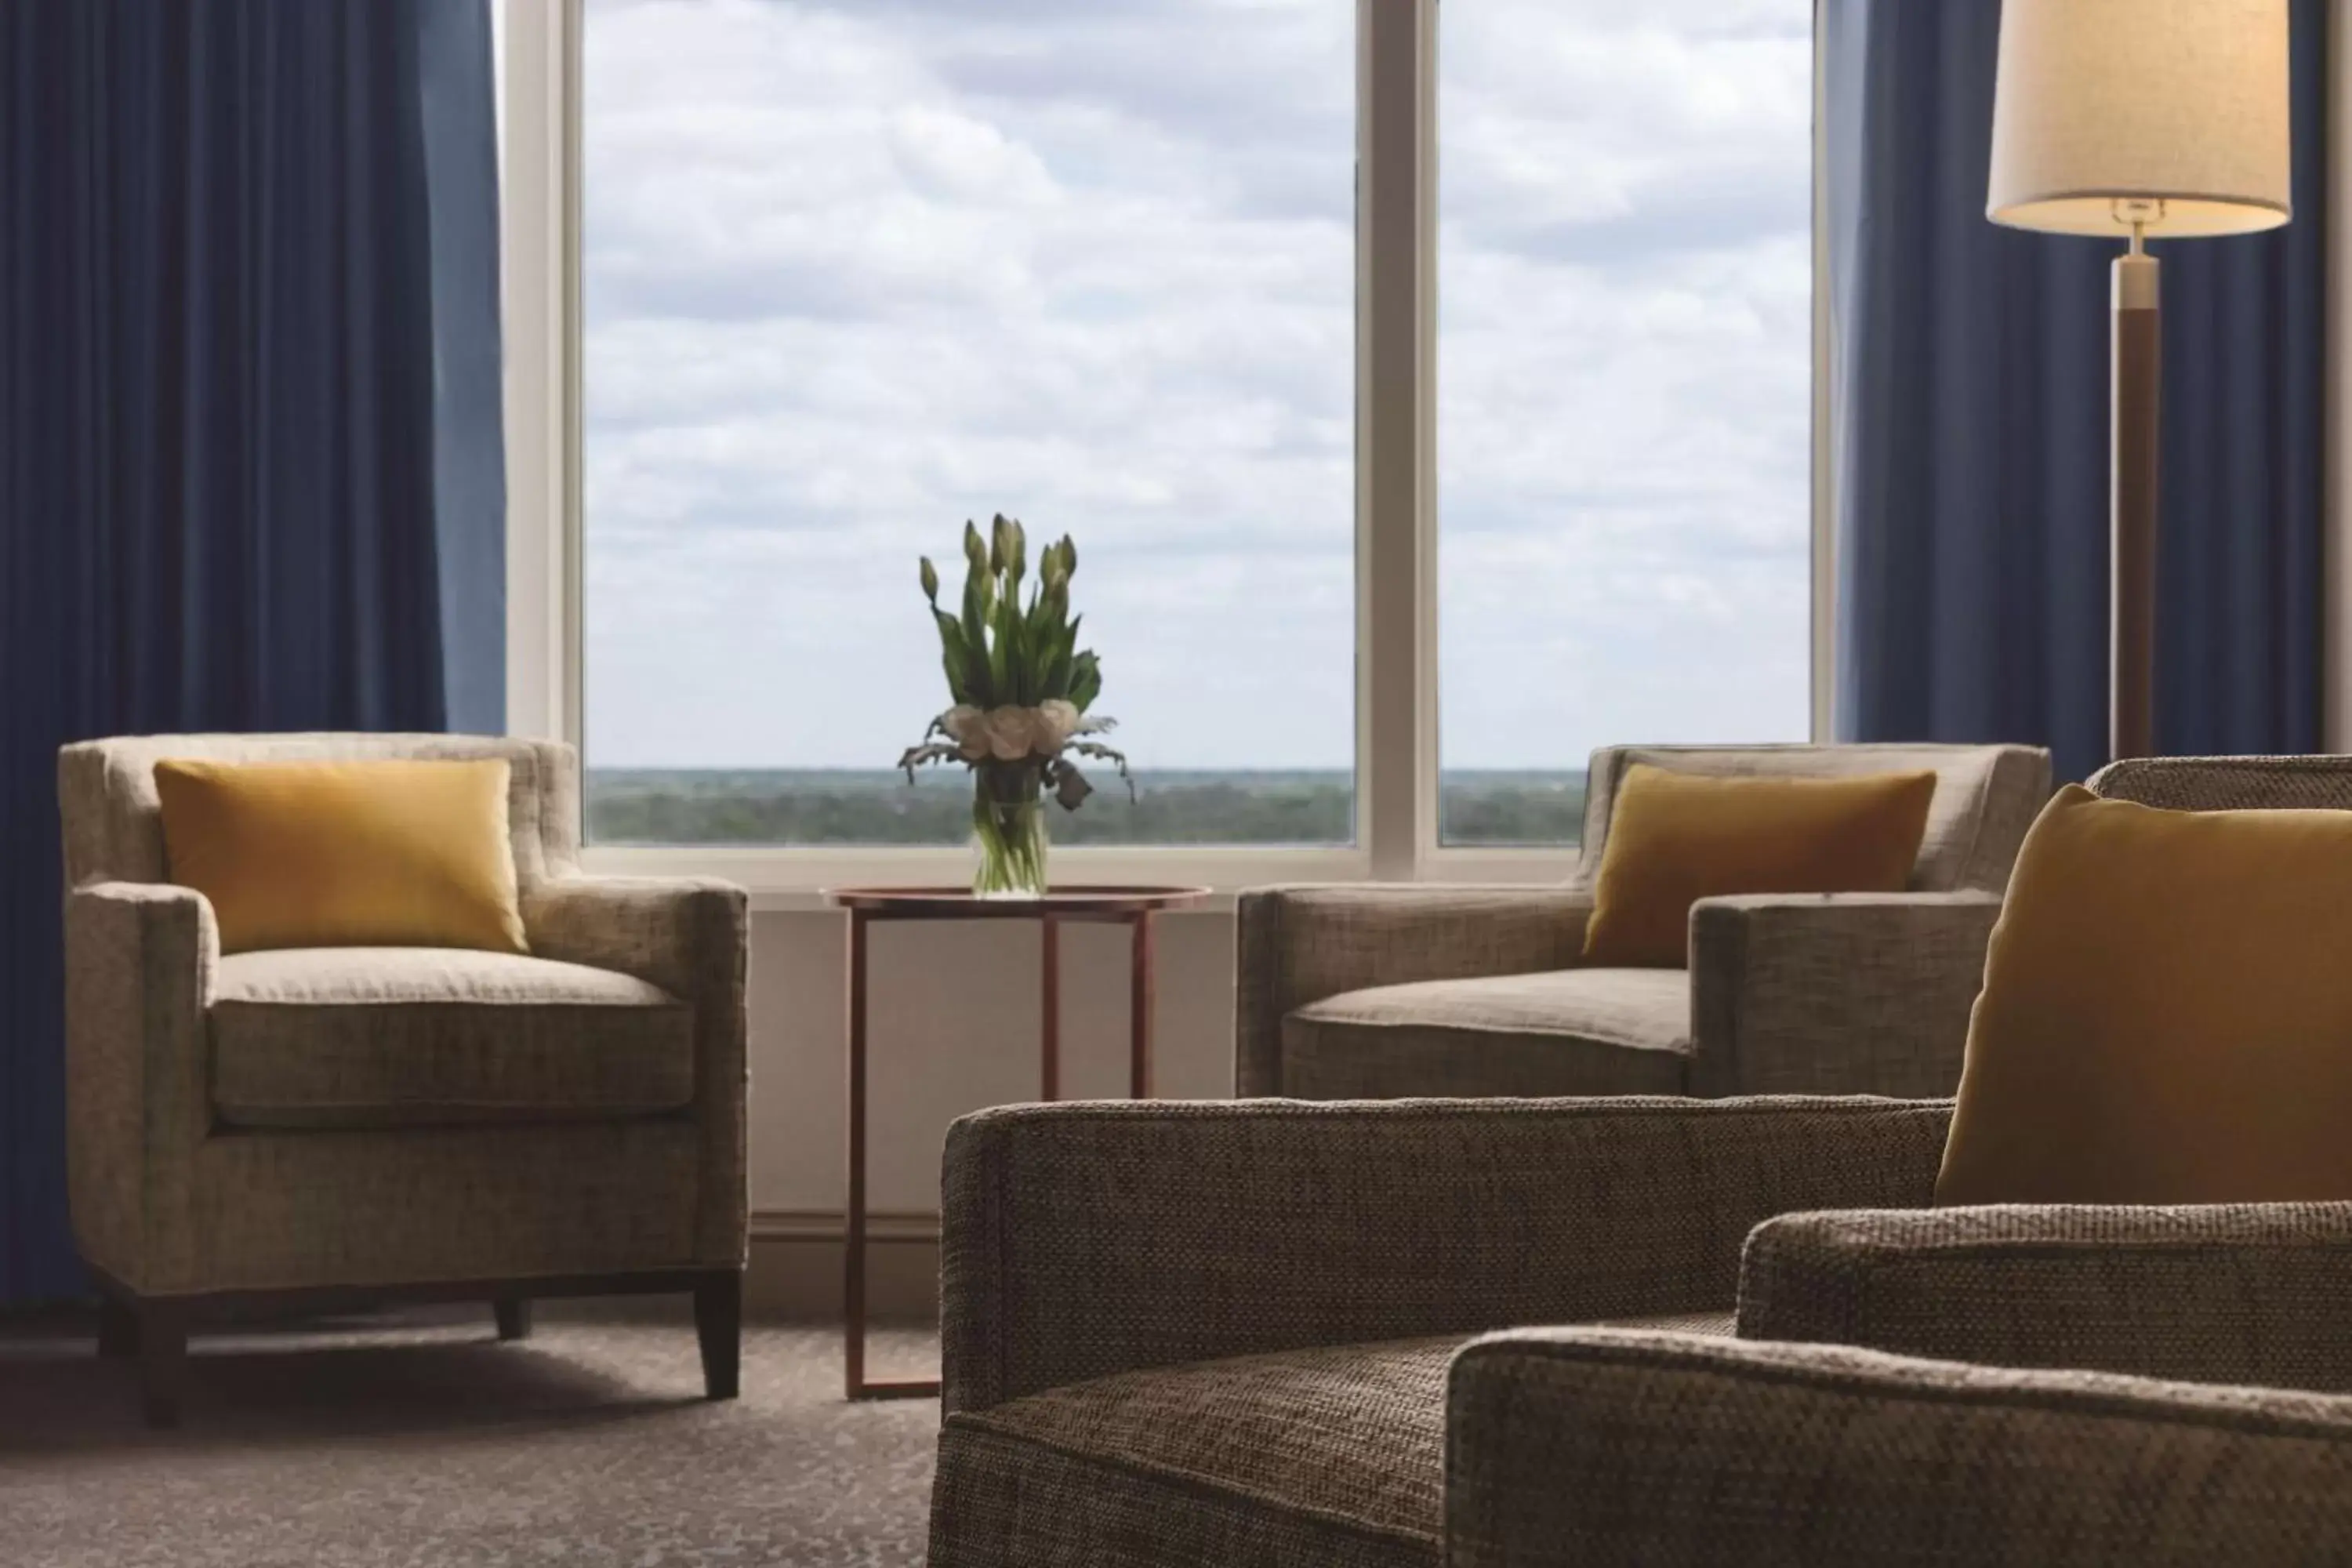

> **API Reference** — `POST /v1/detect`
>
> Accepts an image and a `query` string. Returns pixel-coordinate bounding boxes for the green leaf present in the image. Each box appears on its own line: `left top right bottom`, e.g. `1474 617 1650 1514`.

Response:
960 564 990 674
1033 610 1075 699
920 556 940 604
988 588 1014 702
1068 650 1102 713
1013 586 1040 703
932 610 975 705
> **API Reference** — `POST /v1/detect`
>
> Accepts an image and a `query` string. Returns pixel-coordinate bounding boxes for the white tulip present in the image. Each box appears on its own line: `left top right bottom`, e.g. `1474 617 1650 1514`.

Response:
983 706 1035 760
1036 699 1081 754
943 705 989 760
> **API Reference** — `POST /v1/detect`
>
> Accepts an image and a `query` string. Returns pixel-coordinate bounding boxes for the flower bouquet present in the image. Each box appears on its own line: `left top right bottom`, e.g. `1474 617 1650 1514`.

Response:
898 515 1130 897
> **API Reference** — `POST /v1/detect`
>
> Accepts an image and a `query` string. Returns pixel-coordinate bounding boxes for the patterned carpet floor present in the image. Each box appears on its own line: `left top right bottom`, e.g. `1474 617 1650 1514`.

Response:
0 1303 941 1566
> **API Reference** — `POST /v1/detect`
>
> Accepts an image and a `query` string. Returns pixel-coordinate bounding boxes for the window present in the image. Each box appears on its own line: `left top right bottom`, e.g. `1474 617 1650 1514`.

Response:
524 0 1824 880
1436 0 1816 845
580 0 1359 847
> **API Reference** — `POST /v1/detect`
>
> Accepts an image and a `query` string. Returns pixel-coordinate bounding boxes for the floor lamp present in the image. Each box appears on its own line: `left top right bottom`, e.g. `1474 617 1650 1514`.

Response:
1987 0 2292 762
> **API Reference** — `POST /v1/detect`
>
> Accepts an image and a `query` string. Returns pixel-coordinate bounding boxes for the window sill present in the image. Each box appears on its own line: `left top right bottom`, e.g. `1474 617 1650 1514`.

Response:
578 843 1579 913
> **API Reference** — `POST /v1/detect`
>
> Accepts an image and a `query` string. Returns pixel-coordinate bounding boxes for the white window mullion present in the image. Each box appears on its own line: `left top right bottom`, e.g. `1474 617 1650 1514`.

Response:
1812 0 1838 743
499 0 579 748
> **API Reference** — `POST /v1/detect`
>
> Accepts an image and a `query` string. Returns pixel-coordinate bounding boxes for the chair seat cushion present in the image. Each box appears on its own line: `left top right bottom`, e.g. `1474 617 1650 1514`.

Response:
1281 968 1691 1099
209 947 694 1129
933 1312 1733 1568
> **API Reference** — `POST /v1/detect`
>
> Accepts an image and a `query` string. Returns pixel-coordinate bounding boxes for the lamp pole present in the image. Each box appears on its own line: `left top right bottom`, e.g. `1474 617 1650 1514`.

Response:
1985 0 2291 768
2110 209 2161 761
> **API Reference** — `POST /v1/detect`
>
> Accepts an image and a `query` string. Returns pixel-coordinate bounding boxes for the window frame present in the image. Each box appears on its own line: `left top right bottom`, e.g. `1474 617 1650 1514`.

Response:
502 0 1830 907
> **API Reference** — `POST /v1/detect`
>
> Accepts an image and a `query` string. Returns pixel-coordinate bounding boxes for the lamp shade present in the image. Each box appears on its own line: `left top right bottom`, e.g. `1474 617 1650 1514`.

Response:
1987 0 2290 238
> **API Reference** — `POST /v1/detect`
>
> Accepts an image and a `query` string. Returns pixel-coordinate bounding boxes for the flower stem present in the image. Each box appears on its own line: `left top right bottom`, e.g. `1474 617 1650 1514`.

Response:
971 764 1050 898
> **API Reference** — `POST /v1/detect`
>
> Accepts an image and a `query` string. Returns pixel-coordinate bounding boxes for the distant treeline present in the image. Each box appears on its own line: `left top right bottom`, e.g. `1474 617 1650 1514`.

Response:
584 769 1586 848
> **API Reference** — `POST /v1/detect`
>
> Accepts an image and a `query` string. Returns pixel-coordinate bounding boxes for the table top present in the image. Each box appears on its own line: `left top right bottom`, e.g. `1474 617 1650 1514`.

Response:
824 884 1211 916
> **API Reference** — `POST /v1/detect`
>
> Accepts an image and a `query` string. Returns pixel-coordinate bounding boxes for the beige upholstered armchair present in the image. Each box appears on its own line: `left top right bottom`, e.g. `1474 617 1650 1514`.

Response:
58 734 748 1426
1238 742 2050 1100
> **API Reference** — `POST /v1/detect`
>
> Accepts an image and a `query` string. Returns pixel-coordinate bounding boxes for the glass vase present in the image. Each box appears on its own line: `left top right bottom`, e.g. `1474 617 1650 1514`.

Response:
971 764 1050 898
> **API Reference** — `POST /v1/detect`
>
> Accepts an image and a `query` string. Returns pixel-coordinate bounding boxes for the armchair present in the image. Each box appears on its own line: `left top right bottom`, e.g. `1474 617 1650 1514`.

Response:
1449 1330 2352 1566
928 1096 2352 1567
1238 742 2049 1100
58 734 748 1426
927 1095 1951 1567
937 753 2352 1563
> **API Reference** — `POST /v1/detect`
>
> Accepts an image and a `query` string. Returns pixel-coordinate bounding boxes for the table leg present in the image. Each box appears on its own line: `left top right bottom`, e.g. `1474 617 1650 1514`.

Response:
1130 911 1156 1098
1041 915 1061 1102
842 909 942 1403
844 907 869 1399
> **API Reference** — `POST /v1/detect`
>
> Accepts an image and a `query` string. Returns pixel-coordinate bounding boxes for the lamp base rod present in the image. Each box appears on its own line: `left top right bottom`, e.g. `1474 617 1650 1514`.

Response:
2111 245 2161 763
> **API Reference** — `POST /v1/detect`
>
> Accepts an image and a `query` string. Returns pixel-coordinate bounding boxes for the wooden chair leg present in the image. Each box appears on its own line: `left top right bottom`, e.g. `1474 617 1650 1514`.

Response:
96 1297 140 1359
694 1271 742 1400
493 1298 533 1341
138 1301 189 1429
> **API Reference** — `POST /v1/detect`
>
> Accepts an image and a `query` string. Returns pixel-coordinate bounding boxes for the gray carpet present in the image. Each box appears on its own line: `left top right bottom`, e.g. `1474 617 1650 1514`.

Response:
0 1303 941 1566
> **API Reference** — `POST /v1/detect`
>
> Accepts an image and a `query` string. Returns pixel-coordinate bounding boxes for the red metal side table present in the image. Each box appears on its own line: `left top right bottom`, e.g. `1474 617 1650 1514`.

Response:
826 884 1210 1400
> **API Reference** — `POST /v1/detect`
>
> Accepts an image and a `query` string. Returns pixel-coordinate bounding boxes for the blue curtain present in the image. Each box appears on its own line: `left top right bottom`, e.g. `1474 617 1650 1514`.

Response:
1825 0 2327 789
0 1 505 1304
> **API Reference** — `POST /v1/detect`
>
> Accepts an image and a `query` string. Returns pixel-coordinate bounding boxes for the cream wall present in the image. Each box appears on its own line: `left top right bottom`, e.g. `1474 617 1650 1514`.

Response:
745 909 1236 1224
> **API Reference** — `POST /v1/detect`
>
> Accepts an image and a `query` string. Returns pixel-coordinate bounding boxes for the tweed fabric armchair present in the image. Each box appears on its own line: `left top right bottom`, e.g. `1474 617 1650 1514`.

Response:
935 754 2352 1564
2089 751 2352 810
1237 742 2050 1100
929 1096 1947 1566
58 734 748 1425
927 1097 2352 1566
1448 1331 2352 1566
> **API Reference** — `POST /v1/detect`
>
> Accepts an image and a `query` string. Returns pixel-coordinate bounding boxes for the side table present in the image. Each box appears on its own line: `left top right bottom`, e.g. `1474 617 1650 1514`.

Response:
826 884 1210 1400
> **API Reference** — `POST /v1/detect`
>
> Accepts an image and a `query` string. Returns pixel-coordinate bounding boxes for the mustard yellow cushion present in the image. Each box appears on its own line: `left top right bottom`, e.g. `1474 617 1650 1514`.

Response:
1939 785 2352 1206
1581 764 1938 968
153 759 528 956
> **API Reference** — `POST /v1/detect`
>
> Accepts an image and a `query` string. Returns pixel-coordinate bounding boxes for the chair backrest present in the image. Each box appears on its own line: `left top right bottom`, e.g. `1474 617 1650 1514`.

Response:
57 733 580 892
1577 742 2053 893
2089 754 2352 812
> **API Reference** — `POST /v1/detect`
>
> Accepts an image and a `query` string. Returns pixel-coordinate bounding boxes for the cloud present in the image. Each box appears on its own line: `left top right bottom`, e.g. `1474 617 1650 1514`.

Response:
579 0 1812 770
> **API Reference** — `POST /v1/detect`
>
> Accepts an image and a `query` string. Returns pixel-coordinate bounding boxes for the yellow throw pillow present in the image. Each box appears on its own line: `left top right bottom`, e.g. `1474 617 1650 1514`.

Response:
1581 764 1938 968
1939 785 2352 1205
153 759 528 956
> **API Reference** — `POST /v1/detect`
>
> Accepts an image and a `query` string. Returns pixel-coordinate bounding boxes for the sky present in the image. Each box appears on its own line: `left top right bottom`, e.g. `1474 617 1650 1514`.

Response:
580 0 1813 771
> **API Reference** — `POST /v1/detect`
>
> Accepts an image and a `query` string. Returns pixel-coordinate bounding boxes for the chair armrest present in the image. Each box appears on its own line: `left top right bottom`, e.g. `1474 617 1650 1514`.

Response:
1445 1329 2352 1567
524 874 747 999
938 1094 1950 1412
64 881 218 1293
1737 1203 2352 1392
1235 884 1592 1095
523 875 749 1264
1687 890 2002 1098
